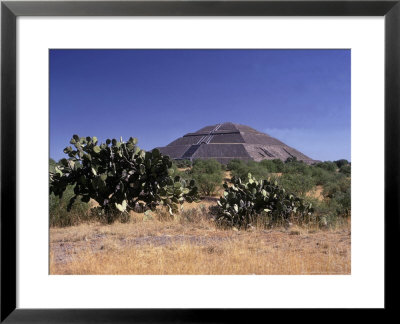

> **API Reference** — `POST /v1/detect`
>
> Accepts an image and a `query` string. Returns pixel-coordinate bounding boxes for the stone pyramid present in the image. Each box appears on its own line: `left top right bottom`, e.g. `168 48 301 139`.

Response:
157 122 315 164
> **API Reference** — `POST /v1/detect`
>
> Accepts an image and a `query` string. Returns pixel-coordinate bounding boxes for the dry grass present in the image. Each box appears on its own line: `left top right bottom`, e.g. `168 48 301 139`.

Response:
50 203 350 275
306 185 325 201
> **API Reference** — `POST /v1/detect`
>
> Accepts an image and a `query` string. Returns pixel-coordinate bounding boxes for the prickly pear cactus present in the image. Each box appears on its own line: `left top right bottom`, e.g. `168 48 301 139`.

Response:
49 135 199 221
216 173 313 228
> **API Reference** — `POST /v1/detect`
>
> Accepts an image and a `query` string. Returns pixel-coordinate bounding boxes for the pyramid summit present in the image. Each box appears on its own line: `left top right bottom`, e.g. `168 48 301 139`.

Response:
157 122 315 164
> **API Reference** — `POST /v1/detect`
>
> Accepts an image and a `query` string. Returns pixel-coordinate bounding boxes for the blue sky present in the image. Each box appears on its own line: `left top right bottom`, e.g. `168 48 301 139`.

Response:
50 49 350 161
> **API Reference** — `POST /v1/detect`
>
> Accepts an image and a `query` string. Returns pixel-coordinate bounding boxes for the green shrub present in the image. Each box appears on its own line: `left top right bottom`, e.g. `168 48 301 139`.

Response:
227 159 249 178
334 159 350 168
303 198 337 228
310 167 337 186
272 159 285 172
50 184 90 227
226 159 243 171
339 164 351 175
314 161 337 172
323 177 351 217
194 173 222 196
283 160 312 176
278 173 315 196
170 161 192 182
259 159 284 173
191 159 224 196
174 159 192 168
49 158 90 227
49 158 57 173
285 156 298 163
227 159 270 180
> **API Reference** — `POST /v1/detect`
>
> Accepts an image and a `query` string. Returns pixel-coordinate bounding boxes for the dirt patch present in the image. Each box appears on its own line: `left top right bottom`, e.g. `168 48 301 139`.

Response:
50 221 351 275
306 185 324 201
178 167 191 172
224 171 232 182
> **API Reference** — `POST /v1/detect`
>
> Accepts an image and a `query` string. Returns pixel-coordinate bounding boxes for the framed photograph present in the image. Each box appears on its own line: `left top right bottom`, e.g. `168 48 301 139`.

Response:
1 0 399 321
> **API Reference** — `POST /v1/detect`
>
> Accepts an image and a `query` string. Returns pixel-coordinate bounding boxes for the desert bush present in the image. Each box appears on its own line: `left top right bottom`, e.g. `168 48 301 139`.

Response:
49 158 57 172
259 159 285 173
331 191 351 217
309 198 350 228
285 156 298 163
303 198 335 228
323 177 350 197
297 175 351 228
49 135 199 223
49 158 90 227
191 159 224 196
194 173 222 196
334 159 350 168
283 160 312 176
50 185 90 227
227 159 270 180
227 159 249 178
310 167 336 186
278 173 315 197
339 164 351 175
314 161 337 172
215 173 313 229
257 159 278 172
174 159 192 168
170 161 192 182
323 177 351 217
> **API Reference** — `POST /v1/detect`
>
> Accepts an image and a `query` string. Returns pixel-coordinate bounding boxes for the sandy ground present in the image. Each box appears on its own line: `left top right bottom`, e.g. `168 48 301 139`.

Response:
50 216 350 275
306 185 325 200
50 177 350 275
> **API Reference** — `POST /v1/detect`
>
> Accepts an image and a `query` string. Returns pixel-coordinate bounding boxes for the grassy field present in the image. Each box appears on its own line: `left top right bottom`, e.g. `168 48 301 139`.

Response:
50 201 351 275
50 159 351 275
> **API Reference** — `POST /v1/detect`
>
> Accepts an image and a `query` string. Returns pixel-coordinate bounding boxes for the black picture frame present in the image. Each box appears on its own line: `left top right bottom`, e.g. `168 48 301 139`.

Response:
1 0 399 322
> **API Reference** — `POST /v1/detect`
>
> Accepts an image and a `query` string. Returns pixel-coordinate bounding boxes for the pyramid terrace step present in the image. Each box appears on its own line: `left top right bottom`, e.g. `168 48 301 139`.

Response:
181 144 201 159
184 130 240 137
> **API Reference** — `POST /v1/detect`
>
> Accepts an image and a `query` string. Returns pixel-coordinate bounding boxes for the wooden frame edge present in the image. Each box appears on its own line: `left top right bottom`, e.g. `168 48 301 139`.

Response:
1 0 399 322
